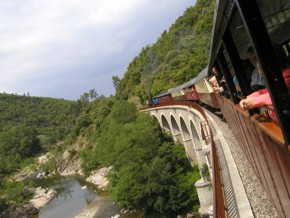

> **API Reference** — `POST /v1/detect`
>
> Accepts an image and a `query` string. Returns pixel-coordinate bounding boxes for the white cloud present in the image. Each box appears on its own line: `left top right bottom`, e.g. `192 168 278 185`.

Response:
0 0 195 100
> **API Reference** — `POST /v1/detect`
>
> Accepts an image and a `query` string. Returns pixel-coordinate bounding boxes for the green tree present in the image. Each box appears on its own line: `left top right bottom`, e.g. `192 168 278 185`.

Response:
86 102 200 216
110 100 137 124
0 126 40 174
80 92 90 102
89 89 98 100
112 75 121 91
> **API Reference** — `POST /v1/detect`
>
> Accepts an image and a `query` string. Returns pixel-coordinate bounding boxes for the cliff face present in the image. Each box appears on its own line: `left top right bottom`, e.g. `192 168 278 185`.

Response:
57 148 84 176
46 136 91 176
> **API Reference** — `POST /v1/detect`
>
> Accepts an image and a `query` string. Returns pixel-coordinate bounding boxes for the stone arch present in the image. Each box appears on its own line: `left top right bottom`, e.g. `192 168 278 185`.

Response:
161 114 171 132
179 116 190 141
179 115 197 164
150 113 159 124
170 114 183 143
170 114 180 136
190 119 201 150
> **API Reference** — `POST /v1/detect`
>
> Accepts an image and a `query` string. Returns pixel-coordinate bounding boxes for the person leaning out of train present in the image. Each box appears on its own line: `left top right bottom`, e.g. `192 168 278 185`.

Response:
239 46 290 122
209 77 224 93
246 46 267 92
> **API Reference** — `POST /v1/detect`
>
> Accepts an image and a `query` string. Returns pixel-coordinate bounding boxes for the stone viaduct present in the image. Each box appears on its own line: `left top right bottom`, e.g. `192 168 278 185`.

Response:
141 101 253 217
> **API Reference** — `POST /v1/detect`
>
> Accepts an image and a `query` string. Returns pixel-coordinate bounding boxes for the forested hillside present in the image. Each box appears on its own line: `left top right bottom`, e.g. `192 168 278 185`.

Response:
0 93 81 175
116 0 214 103
0 93 83 213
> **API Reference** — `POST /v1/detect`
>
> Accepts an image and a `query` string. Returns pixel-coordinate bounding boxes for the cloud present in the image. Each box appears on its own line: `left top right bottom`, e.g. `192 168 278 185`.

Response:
0 0 195 100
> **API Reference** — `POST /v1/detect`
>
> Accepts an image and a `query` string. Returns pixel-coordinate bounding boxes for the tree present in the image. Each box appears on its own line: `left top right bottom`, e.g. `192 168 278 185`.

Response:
110 100 137 124
89 89 98 100
89 104 200 216
112 75 121 91
79 92 90 102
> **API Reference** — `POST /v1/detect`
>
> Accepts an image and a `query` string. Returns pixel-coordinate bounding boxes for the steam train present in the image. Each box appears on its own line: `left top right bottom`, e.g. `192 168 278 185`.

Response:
153 0 290 217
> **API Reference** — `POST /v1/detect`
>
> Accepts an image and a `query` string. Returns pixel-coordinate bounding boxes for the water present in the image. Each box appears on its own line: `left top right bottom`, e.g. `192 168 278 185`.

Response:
33 177 97 218
31 176 143 218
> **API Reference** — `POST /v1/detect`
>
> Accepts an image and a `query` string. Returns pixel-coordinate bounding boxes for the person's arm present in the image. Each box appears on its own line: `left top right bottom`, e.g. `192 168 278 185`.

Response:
240 92 272 110
247 88 268 98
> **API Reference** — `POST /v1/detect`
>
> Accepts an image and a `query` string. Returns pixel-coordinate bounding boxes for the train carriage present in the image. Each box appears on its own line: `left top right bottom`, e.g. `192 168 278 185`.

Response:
153 90 173 104
208 0 290 217
181 77 199 101
193 67 219 108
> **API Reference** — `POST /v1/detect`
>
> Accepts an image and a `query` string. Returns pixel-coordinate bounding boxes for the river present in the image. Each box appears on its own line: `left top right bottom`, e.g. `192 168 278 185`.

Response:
32 176 120 218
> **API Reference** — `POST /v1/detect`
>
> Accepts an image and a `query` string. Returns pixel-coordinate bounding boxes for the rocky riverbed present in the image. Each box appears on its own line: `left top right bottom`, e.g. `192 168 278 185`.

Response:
1 152 108 218
29 187 57 210
74 166 121 218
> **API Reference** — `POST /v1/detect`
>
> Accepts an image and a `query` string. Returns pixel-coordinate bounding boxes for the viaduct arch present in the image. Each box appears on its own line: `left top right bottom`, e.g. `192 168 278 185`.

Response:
141 102 253 217
142 103 210 169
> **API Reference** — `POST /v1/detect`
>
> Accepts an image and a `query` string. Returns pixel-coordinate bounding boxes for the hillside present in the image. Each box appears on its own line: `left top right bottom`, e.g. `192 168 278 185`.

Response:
0 93 81 174
116 0 214 104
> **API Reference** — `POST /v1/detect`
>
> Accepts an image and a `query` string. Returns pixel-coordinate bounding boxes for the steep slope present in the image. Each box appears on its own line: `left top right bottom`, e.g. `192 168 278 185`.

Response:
116 0 214 104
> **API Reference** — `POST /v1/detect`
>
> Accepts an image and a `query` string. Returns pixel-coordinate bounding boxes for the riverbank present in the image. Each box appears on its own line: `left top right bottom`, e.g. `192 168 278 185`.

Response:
29 187 57 210
74 167 121 218
75 195 120 218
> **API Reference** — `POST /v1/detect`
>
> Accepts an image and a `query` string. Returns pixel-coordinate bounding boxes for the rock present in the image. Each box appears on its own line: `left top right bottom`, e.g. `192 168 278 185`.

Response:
29 187 57 209
1 203 38 218
86 167 112 189
58 153 84 176
38 153 52 164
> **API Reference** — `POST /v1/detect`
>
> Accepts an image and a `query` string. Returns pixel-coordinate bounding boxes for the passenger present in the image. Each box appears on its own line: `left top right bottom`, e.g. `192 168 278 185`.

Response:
233 75 241 94
212 66 221 80
209 77 223 93
152 98 160 105
212 80 221 92
239 45 290 122
146 99 150 106
211 67 227 94
246 46 267 92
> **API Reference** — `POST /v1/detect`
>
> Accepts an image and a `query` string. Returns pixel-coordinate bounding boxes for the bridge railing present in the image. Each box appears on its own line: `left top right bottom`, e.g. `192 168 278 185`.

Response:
211 138 226 218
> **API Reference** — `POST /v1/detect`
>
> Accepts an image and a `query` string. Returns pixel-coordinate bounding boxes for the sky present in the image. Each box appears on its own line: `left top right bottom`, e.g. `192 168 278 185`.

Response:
0 0 195 100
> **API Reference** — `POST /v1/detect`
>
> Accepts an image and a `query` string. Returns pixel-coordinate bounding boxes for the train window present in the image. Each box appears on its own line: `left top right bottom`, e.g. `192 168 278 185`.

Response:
209 0 290 145
231 0 290 144
227 10 260 94
258 0 290 45
207 2 290 216
214 45 243 103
